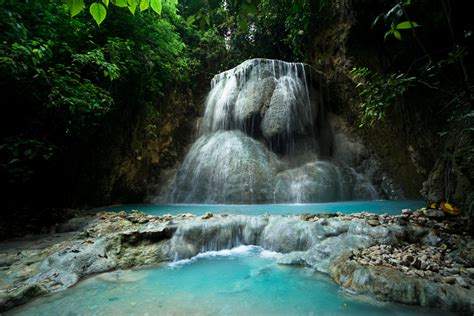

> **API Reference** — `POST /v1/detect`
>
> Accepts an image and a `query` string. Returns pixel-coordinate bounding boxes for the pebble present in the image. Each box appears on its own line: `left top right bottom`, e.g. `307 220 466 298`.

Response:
423 209 445 219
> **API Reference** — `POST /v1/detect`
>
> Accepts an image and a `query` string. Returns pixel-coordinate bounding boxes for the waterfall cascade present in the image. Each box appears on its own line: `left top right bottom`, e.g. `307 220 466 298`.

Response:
165 59 384 204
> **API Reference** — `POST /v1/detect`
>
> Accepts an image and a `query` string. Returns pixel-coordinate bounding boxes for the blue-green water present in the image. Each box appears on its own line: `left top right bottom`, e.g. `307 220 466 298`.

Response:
11 246 447 316
99 200 424 216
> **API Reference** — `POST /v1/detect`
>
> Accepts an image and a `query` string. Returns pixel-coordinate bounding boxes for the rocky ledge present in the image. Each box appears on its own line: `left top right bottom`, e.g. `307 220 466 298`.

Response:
0 209 473 314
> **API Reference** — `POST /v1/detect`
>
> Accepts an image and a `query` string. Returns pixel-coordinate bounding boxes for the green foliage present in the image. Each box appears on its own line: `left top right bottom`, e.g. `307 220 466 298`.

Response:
150 0 162 14
351 67 416 127
72 49 121 80
0 0 192 189
64 0 85 17
384 21 420 40
0 137 55 183
60 0 169 25
181 0 325 62
372 0 420 41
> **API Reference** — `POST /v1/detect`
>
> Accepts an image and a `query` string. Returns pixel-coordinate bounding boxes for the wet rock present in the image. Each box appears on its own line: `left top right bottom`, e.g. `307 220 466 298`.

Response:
117 211 127 218
201 212 213 220
330 252 474 314
367 220 380 227
277 252 306 266
423 209 445 220
464 267 474 278
0 283 47 312
1 209 473 315
443 276 456 284
456 277 470 288
402 254 414 266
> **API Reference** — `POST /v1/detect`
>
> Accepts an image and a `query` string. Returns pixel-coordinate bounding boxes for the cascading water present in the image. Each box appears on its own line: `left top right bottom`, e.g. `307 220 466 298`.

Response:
166 58 378 203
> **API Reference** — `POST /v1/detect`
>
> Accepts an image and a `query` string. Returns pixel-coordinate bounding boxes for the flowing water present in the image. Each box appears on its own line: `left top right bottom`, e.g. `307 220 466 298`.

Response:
165 59 385 204
10 246 448 316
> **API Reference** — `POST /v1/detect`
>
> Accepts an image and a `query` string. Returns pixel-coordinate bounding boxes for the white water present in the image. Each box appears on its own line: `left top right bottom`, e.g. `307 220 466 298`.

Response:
166 58 379 204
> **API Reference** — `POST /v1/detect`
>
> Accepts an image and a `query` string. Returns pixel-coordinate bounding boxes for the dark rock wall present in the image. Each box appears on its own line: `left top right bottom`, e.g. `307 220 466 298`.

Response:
68 88 201 207
308 0 473 206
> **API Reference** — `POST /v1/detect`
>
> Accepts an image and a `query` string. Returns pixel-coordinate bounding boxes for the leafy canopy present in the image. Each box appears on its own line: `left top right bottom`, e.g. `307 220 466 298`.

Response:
62 0 175 25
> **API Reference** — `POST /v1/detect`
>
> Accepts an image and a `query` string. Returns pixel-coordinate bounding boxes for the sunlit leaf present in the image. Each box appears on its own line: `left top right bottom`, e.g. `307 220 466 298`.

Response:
102 0 109 7
140 0 149 11
90 2 107 25
393 30 402 40
128 0 138 14
113 0 128 7
440 202 461 215
150 0 162 14
396 21 420 30
64 0 85 17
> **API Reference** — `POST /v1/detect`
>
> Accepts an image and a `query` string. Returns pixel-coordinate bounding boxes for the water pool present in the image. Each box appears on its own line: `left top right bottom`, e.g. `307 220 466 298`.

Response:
11 246 448 316
98 200 424 216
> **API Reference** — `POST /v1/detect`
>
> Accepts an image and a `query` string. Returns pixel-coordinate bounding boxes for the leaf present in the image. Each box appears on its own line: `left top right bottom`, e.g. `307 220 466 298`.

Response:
238 17 248 32
140 0 149 11
65 0 85 17
102 0 109 7
440 202 461 215
113 0 128 7
150 0 162 14
128 0 138 14
396 21 420 30
186 15 196 25
90 2 107 25
393 30 402 40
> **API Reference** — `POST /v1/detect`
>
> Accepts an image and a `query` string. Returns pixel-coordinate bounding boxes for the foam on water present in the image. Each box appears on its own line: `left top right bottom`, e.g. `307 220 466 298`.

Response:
168 245 282 268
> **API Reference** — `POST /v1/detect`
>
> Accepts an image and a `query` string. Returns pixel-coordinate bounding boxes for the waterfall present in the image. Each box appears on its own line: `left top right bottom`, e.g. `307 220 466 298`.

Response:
165 58 378 203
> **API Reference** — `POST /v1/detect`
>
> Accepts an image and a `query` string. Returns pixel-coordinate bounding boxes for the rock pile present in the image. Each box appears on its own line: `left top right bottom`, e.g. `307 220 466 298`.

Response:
350 243 473 288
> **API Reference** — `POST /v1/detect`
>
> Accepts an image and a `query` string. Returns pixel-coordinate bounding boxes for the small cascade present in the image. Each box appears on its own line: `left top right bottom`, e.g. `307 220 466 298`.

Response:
164 58 385 204
160 216 319 260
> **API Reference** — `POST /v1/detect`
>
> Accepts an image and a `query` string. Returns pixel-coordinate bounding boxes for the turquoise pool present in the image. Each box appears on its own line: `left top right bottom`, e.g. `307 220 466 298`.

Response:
10 246 448 316
98 200 425 216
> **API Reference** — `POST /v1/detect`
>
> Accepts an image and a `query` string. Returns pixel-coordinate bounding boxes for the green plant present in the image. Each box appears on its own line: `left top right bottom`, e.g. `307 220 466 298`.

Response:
351 67 416 127
0 137 56 183
63 0 171 25
372 0 421 41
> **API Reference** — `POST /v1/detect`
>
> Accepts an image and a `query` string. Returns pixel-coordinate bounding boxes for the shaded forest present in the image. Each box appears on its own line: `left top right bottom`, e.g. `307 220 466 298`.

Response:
1 0 472 235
